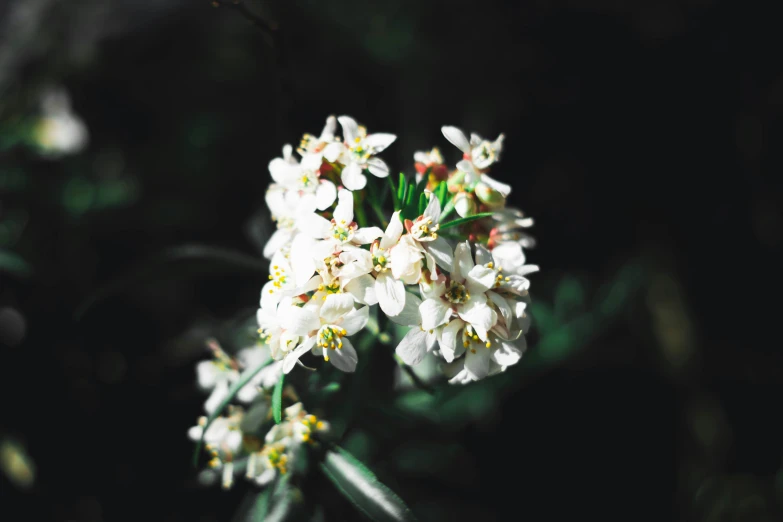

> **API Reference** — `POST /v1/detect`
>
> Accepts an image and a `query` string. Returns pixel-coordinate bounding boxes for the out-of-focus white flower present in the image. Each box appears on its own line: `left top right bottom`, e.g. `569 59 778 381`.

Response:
33 88 88 157
235 344 284 398
188 408 245 488
414 147 449 189
297 115 344 163
268 144 337 211
334 116 397 190
441 126 511 214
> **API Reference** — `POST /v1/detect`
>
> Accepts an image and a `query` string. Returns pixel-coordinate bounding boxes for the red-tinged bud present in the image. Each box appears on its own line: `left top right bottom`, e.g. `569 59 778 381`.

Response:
415 162 427 174
404 219 414 233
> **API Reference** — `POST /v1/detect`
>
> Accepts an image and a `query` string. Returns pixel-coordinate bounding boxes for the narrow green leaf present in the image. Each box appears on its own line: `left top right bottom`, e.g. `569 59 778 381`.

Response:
435 181 448 209
439 197 456 223
250 488 272 522
273 373 285 424
388 176 400 210
0 249 32 277
417 192 428 216
193 357 275 467
320 445 417 522
397 173 407 205
438 212 494 230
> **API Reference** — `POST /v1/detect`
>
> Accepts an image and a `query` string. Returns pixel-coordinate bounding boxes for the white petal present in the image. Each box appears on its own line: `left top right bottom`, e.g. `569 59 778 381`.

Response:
480 174 511 197
375 272 406 316
329 337 358 372
321 293 355 323
341 305 369 336
263 229 291 260
299 213 331 239
283 337 316 374
236 382 260 403
366 157 390 178
457 301 497 340
204 380 229 415
456 159 477 176
419 298 452 331
364 133 397 153
465 265 497 293
395 328 429 366
290 234 317 286
281 304 320 336
333 188 354 223
387 292 422 326
492 338 525 367
441 126 470 153
353 226 383 244
439 318 464 363
196 361 219 390
338 116 359 143
380 211 403 249
321 116 337 140
452 241 473 281
344 273 378 305
423 193 441 222
424 236 453 272
464 348 491 381
323 142 344 162
341 162 367 190
474 244 493 266
315 181 337 210
487 291 513 327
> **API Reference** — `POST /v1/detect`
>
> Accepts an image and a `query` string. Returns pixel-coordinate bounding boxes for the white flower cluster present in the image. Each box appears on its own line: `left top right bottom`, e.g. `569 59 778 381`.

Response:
188 340 329 489
257 116 538 383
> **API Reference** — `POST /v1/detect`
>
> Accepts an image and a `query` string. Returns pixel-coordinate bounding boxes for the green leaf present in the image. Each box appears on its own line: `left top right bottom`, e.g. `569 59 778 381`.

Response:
388 176 400 211
320 445 417 522
192 357 275 467
554 277 586 320
438 212 494 230
273 373 285 424
417 192 428 216
75 244 267 320
396 173 407 206
401 174 429 221
435 181 448 209
0 249 32 277
438 197 456 223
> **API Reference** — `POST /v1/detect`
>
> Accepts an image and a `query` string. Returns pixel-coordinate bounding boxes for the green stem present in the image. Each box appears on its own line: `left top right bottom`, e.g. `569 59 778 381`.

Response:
353 190 368 228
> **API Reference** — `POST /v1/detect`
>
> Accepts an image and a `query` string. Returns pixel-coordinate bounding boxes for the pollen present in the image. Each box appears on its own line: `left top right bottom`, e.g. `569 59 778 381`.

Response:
444 280 469 304
317 325 346 350
485 341 492 348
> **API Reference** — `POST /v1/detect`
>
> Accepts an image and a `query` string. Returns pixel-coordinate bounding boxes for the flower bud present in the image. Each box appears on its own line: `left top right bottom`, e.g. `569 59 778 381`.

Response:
475 181 506 208
454 192 477 217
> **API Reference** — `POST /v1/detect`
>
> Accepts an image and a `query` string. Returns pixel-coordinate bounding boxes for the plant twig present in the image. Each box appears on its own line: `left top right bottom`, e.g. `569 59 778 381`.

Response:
212 0 277 36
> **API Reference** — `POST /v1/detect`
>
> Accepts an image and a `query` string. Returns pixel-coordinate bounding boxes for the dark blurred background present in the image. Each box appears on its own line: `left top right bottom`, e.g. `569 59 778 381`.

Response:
1 0 781 520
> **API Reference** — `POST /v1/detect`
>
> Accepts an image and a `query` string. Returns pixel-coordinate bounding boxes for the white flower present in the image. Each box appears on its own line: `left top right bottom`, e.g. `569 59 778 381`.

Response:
406 194 454 272
34 88 88 157
297 115 344 163
391 292 439 366
290 189 382 286
268 144 337 211
418 241 499 361
336 116 397 190
441 125 511 201
443 328 528 384
441 125 505 170
280 303 369 374
235 345 284 397
368 211 407 316
188 409 245 487
263 190 321 259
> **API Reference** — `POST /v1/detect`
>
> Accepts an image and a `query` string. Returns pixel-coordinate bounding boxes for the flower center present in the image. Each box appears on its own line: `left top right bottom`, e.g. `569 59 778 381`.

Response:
297 133 316 155
462 324 491 353
276 216 295 231
411 216 439 241
299 171 318 190
330 219 357 242
472 141 496 165
444 280 470 304
263 443 289 474
372 249 389 272
257 328 273 344
267 264 288 292
317 325 347 351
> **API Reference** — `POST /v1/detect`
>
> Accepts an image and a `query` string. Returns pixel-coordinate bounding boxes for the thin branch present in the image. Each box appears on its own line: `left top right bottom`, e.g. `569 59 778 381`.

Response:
212 0 277 37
